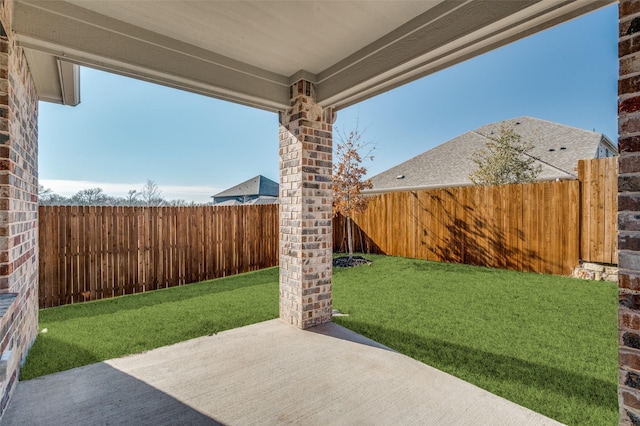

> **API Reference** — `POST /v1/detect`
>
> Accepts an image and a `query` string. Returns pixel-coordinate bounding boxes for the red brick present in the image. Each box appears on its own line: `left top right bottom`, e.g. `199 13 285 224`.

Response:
621 292 640 311
621 37 640 58
620 75 640 96
620 176 640 192
623 389 640 411
621 114 640 135
621 54 640 77
620 308 640 331
622 21 632 39
621 136 640 153
620 155 640 174
621 251 640 271
620 194 640 212
623 368 640 390
620 213 640 231
621 406 640 426
622 273 640 292
621 349 640 370
622 97 640 115
621 235 640 252
624 331 640 351
621 1 640 19
621 17 640 39
0 276 9 290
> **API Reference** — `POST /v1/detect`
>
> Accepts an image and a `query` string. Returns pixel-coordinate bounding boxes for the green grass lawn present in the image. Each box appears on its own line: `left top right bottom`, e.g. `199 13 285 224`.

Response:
21 267 280 379
332 255 618 426
22 255 617 425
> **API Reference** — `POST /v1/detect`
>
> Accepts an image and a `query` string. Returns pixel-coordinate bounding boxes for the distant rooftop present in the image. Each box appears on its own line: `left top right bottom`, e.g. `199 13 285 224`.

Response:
367 116 617 193
212 175 279 205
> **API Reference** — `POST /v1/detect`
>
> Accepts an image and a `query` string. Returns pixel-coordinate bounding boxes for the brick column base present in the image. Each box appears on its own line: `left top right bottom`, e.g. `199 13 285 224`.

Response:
279 80 333 329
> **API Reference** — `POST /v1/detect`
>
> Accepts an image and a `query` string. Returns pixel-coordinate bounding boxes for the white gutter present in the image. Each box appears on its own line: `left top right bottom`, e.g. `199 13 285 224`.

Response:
56 59 80 106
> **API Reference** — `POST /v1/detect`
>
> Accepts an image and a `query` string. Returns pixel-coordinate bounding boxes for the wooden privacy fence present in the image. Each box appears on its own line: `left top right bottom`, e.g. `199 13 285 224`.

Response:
334 157 618 276
579 157 618 265
40 158 617 308
39 204 279 308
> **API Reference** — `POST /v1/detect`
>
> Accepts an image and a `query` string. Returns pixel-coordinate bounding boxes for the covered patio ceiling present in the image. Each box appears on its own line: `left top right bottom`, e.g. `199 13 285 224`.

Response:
13 0 612 111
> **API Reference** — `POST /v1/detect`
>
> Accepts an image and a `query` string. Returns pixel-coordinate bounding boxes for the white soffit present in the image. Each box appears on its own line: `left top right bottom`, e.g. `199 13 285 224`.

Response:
22 49 79 106
12 0 613 111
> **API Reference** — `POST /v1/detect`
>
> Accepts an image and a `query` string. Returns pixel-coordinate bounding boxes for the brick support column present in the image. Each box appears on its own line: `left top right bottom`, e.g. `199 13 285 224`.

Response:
619 2 640 424
0 1 39 417
279 79 333 329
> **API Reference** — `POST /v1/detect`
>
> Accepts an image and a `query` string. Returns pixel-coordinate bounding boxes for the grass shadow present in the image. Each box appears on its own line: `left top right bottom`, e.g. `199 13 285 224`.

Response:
335 319 617 415
21 335 101 380
41 267 279 321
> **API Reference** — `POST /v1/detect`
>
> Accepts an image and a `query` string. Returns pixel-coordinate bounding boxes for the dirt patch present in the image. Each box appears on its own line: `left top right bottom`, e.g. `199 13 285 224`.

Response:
332 255 372 268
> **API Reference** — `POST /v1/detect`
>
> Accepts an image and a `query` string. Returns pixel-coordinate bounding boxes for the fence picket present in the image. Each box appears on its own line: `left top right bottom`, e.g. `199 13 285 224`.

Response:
337 157 616 276
38 204 280 308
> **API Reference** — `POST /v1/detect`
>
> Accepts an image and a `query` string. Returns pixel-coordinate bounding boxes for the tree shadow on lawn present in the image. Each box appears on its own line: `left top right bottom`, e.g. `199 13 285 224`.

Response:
42 268 279 321
401 257 507 275
335 319 617 413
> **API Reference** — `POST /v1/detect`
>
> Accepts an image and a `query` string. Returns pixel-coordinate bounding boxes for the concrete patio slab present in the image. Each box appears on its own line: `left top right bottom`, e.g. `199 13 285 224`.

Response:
1 319 562 425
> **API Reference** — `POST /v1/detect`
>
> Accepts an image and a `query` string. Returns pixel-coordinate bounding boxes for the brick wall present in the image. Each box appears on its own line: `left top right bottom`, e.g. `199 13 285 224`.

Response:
0 0 39 417
619 1 640 424
279 80 333 329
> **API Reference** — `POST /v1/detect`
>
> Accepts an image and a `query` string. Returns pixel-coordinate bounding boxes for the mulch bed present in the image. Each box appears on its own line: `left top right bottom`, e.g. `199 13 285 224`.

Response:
332 255 372 268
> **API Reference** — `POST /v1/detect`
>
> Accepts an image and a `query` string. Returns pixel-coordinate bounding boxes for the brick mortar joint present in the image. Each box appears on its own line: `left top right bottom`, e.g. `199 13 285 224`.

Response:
620 35 640 47
621 12 640 25
620 48 640 61
621 325 640 337
620 386 640 398
619 106 640 116
620 267 640 275
620 92 640 102
621 343 640 352
618 230 640 237
620 249 640 255
620 152 640 158
620 72 640 83
620 291 640 302
621 325 640 335
620 231 640 237
620 131 640 139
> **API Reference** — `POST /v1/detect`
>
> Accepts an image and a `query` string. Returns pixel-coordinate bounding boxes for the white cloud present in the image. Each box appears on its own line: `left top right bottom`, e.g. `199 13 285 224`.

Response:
40 179 222 203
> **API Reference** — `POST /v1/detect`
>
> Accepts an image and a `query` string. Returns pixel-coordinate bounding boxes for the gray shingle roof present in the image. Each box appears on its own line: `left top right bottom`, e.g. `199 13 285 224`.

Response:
246 196 279 205
213 175 279 198
367 116 616 193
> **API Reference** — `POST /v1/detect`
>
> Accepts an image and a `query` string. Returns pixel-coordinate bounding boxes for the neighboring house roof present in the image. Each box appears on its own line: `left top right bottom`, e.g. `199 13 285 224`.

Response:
215 196 279 206
213 175 278 198
246 196 279 205
212 175 279 204
367 116 617 193
213 199 242 206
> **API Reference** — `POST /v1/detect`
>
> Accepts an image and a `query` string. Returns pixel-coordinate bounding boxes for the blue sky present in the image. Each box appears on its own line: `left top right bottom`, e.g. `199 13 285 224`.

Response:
38 4 618 203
